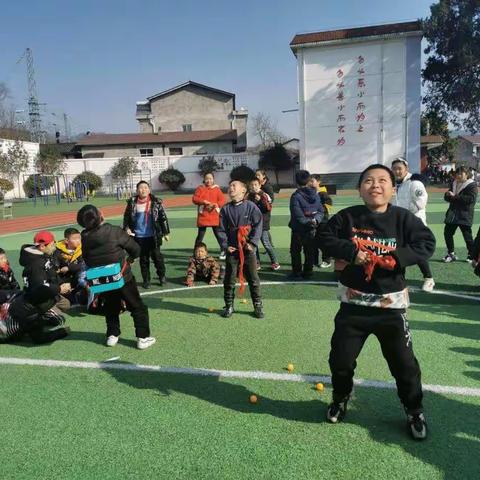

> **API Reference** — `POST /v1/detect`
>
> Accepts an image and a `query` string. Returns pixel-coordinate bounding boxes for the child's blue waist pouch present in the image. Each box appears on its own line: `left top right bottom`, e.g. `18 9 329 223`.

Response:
86 263 125 294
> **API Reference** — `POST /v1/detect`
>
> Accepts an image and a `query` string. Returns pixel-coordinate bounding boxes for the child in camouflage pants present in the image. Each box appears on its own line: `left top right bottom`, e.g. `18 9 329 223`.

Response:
184 242 221 287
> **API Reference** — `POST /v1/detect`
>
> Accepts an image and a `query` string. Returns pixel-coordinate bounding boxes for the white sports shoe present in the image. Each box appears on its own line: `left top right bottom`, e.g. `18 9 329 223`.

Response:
320 261 332 269
137 337 156 350
106 335 119 347
422 278 435 293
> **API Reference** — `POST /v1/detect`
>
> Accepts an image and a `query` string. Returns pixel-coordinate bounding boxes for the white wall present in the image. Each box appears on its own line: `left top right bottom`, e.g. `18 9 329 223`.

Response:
64 153 260 193
297 35 422 174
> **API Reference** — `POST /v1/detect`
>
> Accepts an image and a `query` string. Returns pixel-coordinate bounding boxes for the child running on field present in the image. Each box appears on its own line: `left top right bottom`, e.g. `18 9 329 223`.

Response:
318 164 435 440
247 178 280 271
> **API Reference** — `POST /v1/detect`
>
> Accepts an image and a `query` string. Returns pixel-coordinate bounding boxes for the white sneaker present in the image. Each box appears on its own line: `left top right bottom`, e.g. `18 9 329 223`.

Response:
422 278 435 293
106 335 119 347
137 336 156 350
320 261 332 268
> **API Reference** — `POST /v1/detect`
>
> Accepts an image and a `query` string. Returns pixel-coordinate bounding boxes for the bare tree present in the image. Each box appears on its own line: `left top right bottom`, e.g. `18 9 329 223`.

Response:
250 112 287 148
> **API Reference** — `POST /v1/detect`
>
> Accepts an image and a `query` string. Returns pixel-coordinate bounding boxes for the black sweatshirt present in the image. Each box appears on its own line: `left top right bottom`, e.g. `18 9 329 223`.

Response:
318 204 436 308
81 223 141 282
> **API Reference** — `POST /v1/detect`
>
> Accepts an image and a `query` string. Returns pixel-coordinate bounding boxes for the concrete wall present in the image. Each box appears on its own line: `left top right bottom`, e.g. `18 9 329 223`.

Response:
80 140 235 159
145 85 234 133
297 34 422 174
62 153 260 193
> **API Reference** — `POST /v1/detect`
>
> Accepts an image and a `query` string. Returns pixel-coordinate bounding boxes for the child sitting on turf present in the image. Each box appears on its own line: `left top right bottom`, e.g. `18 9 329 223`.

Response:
247 178 280 271
55 227 88 305
0 247 21 294
184 242 221 287
318 164 436 440
0 286 70 344
20 231 72 314
217 180 264 319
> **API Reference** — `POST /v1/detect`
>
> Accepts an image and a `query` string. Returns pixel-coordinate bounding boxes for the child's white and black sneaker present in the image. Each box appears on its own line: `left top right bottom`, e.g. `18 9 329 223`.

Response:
443 252 458 263
326 400 348 424
221 306 234 318
406 411 427 440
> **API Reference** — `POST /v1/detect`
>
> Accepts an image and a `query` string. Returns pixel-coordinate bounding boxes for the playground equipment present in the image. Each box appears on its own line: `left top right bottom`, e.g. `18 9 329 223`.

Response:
22 174 90 206
116 183 133 201
63 179 90 203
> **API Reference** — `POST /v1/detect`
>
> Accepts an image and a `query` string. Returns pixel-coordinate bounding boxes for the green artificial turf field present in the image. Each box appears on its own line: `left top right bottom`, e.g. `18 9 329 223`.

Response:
0 193 479 479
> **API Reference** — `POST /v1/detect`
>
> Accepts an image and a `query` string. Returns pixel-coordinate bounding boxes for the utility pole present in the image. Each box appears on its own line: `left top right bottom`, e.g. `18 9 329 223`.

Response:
17 48 43 142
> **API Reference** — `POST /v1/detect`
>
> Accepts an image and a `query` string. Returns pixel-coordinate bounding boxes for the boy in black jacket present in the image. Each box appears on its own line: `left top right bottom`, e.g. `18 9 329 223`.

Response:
123 181 170 289
78 204 155 350
288 170 324 280
217 180 264 318
0 248 20 294
318 164 435 440
20 231 72 313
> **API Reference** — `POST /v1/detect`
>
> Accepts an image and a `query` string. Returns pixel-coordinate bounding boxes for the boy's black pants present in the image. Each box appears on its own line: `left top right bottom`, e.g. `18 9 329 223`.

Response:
224 249 262 306
329 304 423 412
135 236 165 282
290 231 315 275
102 278 150 338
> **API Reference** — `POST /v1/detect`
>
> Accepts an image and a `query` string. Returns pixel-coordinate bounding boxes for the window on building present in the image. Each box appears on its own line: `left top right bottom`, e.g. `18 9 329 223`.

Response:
139 148 154 157
182 124 192 132
169 147 183 156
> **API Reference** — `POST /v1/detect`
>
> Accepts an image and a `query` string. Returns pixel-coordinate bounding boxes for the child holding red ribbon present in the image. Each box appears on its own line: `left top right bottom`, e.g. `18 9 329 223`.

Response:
318 164 435 440
217 180 264 318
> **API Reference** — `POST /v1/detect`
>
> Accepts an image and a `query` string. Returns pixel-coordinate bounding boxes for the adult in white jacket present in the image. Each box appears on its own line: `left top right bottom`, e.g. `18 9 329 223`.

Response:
392 157 435 292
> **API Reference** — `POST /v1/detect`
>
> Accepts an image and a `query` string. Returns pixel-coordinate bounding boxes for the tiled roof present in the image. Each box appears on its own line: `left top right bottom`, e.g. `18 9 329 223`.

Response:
290 21 422 48
460 135 480 144
76 130 237 146
147 81 235 102
420 135 444 145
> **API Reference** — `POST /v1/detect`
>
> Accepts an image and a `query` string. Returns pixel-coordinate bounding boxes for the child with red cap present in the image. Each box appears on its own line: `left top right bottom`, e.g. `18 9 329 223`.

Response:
19 230 72 314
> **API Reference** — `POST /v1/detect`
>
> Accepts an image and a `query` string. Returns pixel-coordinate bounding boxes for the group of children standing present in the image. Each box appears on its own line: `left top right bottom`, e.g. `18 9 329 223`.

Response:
5 161 475 442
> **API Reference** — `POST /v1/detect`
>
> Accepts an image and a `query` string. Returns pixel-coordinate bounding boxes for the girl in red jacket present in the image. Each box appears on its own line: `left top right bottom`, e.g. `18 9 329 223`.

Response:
192 172 226 259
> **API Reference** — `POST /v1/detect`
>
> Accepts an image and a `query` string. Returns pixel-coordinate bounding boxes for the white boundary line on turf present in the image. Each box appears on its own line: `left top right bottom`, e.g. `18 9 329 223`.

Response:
140 280 480 302
0 356 479 397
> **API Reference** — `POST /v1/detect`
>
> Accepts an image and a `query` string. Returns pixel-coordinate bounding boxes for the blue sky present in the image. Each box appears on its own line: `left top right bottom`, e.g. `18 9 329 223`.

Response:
0 0 434 143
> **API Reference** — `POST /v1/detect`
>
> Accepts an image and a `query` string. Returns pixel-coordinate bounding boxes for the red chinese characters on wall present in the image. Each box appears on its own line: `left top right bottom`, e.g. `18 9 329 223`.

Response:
356 55 366 133
336 68 346 146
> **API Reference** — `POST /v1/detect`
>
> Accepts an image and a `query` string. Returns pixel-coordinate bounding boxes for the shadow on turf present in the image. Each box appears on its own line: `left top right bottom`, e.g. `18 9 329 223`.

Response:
450 346 480 382
104 364 480 478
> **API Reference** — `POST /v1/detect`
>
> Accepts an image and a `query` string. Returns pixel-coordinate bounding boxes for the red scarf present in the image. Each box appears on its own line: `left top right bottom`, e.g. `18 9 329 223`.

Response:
236 225 251 296
137 196 151 227
352 237 396 281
